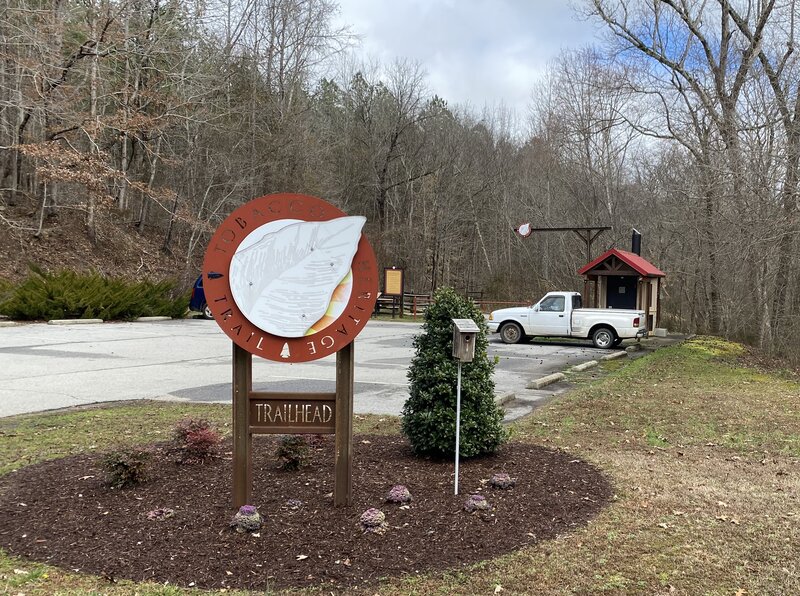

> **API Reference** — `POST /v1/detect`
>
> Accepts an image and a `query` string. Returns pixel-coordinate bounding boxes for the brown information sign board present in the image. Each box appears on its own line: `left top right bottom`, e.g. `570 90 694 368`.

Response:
383 267 404 296
249 392 335 434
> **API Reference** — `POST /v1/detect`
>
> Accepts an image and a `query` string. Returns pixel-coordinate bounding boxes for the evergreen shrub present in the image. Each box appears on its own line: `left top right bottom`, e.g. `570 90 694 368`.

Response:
402 286 507 458
0 266 188 321
103 448 150 488
276 435 310 470
0 278 12 305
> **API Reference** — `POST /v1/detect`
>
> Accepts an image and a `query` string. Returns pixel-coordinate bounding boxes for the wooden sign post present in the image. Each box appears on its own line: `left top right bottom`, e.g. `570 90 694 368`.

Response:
232 344 252 508
232 341 355 508
204 193 378 509
334 342 354 506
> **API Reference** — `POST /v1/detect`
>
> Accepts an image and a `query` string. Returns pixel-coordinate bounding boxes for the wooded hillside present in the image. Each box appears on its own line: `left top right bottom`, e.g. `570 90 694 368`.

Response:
1 0 798 361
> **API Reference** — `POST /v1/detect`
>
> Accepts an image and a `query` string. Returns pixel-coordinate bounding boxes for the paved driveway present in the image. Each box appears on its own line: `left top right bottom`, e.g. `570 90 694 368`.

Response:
0 319 615 418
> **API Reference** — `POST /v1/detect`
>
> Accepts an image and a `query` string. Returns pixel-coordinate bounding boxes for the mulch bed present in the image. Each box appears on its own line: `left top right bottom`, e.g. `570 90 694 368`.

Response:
0 435 612 591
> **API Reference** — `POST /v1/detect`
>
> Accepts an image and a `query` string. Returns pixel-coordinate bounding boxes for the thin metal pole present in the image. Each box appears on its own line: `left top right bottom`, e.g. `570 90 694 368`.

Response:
455 360 462 495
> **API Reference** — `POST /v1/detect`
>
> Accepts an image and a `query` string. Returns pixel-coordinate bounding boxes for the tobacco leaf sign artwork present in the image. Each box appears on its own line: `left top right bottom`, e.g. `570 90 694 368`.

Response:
203 193 379 362
229 217 365 337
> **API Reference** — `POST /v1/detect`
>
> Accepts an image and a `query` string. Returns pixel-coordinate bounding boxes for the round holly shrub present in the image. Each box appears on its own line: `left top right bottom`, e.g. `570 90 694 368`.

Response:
402 287 507 458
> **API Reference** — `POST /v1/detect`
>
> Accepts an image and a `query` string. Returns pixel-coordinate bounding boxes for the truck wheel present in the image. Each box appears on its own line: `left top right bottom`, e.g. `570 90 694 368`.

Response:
612 337 623 347
202 303 214 320
500 322 523 344
592 327 615 349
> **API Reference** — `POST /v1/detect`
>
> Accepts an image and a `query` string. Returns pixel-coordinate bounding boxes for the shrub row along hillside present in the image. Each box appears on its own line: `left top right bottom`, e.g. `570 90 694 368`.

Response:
0 267 188 321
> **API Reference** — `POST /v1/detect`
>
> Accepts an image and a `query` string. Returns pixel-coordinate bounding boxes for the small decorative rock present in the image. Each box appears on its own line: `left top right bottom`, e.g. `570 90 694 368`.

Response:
386 484 412 504
489 473 516 489
359 508 389 535
146 507 175 521
464 494 491 513
285 499 304 509
230 505 262 533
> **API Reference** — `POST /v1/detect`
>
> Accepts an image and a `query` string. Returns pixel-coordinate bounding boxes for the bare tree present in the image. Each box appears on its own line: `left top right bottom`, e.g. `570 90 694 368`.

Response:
586 0 782 334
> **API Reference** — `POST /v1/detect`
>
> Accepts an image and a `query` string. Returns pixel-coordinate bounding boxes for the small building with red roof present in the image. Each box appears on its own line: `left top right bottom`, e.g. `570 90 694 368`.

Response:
578 248 665 331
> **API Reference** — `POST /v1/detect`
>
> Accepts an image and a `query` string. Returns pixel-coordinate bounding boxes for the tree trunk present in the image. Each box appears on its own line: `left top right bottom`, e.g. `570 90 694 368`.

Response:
86 7 99 245
704 184 720 334
138 135 162 233
162 192 179 252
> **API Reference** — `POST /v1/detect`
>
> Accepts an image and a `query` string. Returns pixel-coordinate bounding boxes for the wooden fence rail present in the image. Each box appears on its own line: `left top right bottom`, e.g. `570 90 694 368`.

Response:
372 293 529 319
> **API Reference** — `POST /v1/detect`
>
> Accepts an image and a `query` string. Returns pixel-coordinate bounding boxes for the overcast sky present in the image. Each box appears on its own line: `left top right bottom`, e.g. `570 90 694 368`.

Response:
334 0 605 114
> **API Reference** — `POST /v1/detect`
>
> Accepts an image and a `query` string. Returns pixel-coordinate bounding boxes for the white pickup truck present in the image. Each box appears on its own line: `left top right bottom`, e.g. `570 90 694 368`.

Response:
487 291 647 348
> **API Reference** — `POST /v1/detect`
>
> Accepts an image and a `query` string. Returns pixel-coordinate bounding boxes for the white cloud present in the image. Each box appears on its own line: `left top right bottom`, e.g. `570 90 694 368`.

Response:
334 0 603 113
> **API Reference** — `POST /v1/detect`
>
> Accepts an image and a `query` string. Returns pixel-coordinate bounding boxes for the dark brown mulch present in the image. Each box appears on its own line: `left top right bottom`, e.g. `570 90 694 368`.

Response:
0 436 612 591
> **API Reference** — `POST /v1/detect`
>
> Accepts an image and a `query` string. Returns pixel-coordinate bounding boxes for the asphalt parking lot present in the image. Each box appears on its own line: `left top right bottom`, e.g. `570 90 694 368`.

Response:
0 319 619 419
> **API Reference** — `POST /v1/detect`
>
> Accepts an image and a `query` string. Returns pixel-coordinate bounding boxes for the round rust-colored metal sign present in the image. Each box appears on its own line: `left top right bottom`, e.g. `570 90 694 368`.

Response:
202 193 378 362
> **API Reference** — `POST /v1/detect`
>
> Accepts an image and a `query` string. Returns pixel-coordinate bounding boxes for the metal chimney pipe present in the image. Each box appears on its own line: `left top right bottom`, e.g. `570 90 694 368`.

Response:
632 229 642 256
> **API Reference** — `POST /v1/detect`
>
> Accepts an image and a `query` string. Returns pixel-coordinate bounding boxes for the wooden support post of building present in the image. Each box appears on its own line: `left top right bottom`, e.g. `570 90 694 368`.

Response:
334 341 354 507
656 277 662 330
583 279 591 308
232 343 252 509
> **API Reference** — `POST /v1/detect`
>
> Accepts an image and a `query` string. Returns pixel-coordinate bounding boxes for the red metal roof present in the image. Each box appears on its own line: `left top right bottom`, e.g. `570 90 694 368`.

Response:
578 248 665 277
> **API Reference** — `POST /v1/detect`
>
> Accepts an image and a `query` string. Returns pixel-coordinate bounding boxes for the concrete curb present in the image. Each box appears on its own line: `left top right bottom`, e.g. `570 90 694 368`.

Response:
570 360 598 372
527 373 565 390
495 392 516 406
0 321 19 327
135 316 172 322
528 349 631 392
47 319 104 325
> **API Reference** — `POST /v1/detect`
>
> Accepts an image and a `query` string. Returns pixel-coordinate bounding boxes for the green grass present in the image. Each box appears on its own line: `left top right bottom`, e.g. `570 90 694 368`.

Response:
1 336 799 594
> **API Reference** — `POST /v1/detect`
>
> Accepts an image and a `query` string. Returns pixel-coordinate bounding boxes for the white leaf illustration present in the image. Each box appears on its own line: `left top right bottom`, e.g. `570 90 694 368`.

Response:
230 216 365 337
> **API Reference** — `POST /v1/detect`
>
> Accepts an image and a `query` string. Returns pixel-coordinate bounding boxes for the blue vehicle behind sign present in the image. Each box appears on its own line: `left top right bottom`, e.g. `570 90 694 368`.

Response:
189 275 214 319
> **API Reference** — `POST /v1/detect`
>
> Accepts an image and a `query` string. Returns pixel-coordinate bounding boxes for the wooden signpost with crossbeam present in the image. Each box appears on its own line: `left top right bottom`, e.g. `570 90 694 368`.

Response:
203 193 378 508
515 224 611 307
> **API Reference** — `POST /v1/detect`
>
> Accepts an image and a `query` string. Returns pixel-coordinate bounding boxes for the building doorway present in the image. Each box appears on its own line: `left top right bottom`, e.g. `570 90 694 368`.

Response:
606 276 637 309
